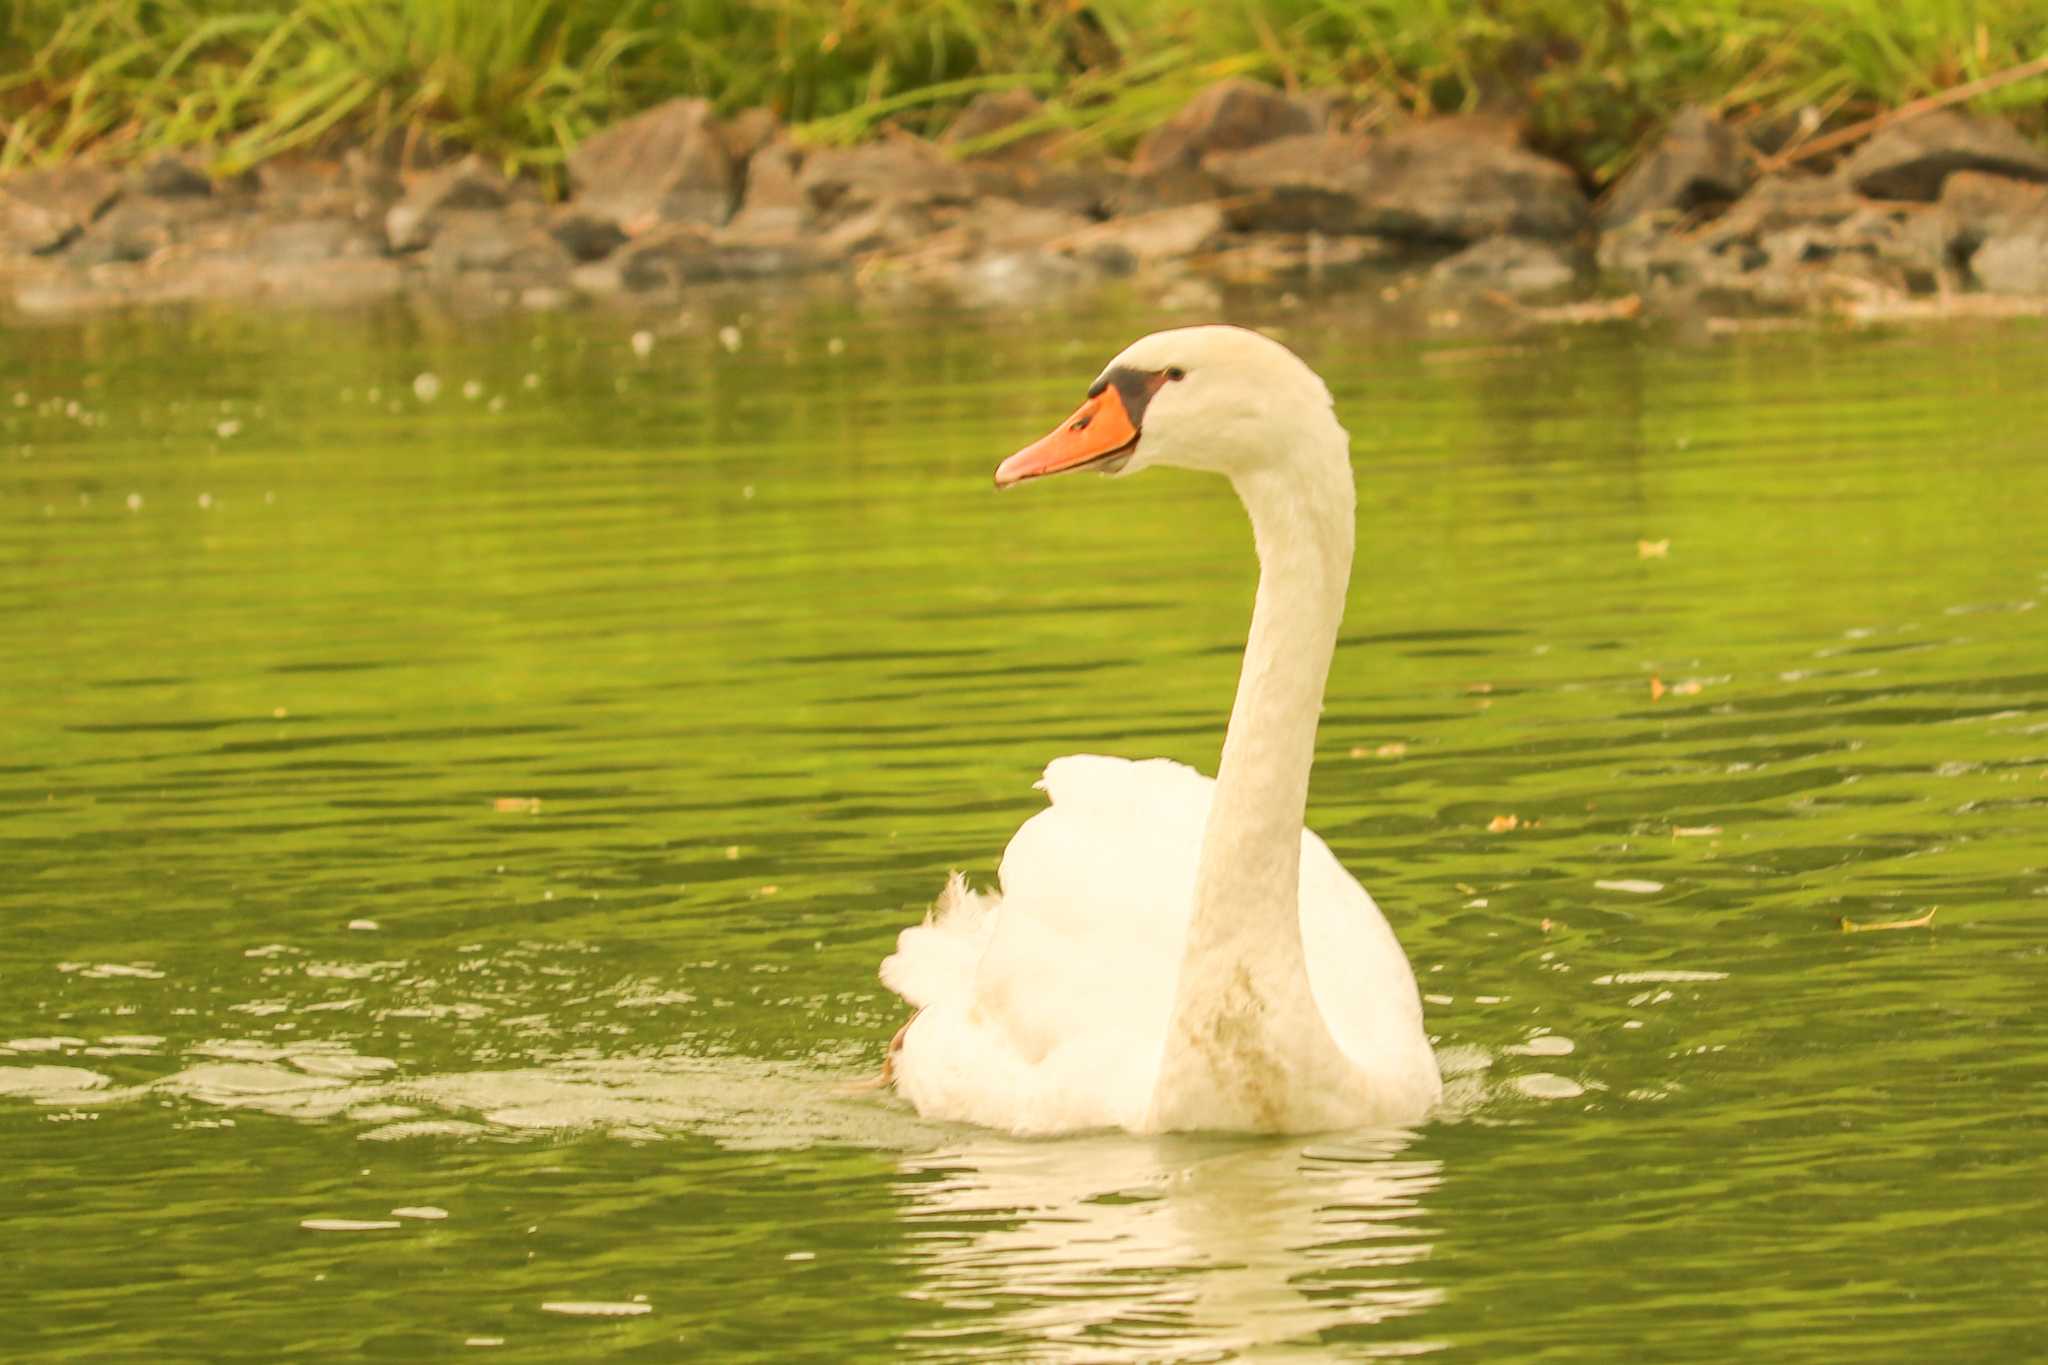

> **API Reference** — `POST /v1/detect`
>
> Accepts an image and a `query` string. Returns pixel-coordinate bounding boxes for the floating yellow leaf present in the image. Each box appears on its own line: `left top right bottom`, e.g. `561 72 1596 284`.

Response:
1347 741 1407 758
1673 825 1723 837
1841 906 1938 933
492 797 541 814
1487 814 1520 833
1638 538 1670 558
1650 675 1702 701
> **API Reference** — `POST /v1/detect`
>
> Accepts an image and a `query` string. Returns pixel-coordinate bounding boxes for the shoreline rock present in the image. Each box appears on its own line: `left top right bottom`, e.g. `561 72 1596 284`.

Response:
6 84 2048 322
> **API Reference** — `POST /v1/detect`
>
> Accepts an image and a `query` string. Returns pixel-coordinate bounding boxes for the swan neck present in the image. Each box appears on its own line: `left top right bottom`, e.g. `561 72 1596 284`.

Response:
1198 453 1354 930
1148 417 1357 1130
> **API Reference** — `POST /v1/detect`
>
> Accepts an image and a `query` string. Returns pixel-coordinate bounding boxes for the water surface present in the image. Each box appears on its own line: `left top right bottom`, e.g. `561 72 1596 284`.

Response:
2 295 2044 1360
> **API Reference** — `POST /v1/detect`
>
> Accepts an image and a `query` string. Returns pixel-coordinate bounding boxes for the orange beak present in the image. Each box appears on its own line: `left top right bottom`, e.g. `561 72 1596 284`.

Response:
994 385 1140 489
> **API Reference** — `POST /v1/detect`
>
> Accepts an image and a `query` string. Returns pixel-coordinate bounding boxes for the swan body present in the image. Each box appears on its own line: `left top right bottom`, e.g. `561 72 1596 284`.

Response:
880 326 1441 1136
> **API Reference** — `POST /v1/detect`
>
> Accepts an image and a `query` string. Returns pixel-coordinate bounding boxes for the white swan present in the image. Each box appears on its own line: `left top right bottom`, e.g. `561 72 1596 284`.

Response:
879 325 1441 1135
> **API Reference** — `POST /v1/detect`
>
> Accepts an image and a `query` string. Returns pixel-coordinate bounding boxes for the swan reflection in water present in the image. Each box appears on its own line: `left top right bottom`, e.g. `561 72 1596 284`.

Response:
894 1129 1443 1359
7 1048 1447 1357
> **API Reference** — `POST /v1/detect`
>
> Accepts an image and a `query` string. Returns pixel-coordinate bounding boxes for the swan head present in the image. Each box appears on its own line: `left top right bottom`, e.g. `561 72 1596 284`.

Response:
995 325 1341 489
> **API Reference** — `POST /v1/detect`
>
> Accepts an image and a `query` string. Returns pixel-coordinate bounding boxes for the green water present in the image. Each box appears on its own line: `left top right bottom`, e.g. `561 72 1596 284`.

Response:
1 295 2043 1361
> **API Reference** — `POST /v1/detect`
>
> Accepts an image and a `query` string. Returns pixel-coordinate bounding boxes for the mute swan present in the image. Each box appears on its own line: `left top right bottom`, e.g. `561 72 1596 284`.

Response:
879 325 1441 1135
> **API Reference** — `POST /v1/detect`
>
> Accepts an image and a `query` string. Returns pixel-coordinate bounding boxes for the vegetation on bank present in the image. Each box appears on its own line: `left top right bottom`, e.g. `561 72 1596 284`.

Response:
3 0 2048 184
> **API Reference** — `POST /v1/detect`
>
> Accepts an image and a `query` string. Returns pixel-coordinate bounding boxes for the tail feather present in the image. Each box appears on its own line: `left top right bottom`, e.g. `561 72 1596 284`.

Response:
878 872 997 1010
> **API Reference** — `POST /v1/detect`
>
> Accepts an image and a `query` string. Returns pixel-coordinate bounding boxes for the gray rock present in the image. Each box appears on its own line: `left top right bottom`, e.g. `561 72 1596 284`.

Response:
243 218 383 265
1209 122 1585 244
1935 169 2048 258
614 223 834 291
729 140 807 235
798 138 972 221
1114 162 1225 217
254 160 360 219
1358 122 1589 243
953 197 1092 251
0 166 121 257
421 211 572 280
1053 202 1227 270
569 97 737 229
1709 173 1860 236
385 155 514 251
1841 110 2048 201
1970 224 2048 292
1600 105 1750 228
1601 168 1946 299
1132 79 1318 175
820 199 939 257
718 106 782 166
67 197 220 267
1206 133 1373 232
965 161 1120 219
344 150 404 209
1429 235 1581 294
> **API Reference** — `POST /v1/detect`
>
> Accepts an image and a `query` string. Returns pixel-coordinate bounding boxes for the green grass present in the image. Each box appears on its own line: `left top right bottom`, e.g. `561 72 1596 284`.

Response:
2 0 2046 183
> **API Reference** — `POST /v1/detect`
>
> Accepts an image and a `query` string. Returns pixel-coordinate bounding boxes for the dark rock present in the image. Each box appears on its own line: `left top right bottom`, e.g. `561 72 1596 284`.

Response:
614 223 835 291
1841 110 2048 201
1132 79 1318 175
568 97 736 230
1600 105 1751 228
941 89 1057 159
1428 235 1581 294
386 155 514 251
547 208 629 262
1971 224 2048 292
798 138 971 222
135 154 214 200
0 166 122 257
729 139 807 235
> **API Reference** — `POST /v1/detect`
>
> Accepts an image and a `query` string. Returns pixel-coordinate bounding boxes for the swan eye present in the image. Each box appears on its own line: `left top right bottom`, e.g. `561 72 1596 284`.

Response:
1165 367 1186 382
